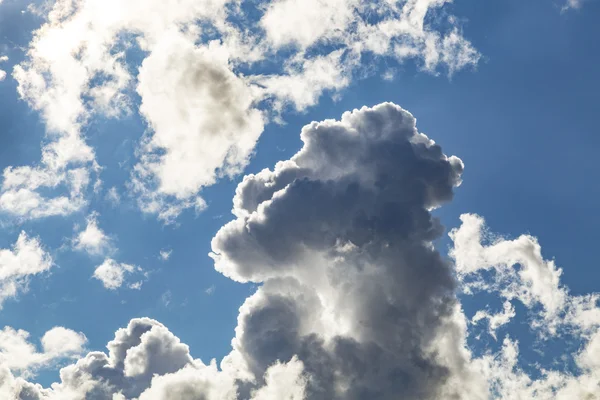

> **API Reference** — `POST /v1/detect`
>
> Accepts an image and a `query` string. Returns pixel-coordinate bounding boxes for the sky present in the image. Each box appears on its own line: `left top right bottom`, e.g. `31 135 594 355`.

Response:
0 0 599 399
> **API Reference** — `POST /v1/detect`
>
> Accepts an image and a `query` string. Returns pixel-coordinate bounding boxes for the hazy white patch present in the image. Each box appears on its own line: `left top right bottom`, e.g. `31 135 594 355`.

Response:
205 285 215 295
106 187 121 206
0 55 7 82
159 250 172 261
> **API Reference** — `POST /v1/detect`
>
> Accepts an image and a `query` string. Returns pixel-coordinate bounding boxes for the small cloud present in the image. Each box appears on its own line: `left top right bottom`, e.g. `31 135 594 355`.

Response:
73 213 113 256
159 249 172 261
205 285 215 295
128 281 143 290
93 258 144 290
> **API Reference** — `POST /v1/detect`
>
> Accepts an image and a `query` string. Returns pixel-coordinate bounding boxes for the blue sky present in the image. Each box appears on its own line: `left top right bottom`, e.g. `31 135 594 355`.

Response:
0 0 599 399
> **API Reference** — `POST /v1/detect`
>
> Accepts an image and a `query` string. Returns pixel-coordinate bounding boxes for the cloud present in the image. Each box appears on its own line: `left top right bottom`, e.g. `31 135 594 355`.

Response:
105 187 121 206
0 326 86 378
73 213 113 256
205 285 216 295
0 233 52 308
450 213 568 332
0 166 92 220
0 102 486 399
130 29 264 223
450 213 600 399
12 0 480 222
0 55 7 82
93 258 145 290
158 250 171 261
564 0 586 10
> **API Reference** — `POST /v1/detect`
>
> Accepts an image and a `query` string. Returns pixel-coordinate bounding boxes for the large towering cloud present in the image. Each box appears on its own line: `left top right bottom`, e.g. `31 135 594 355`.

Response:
210 102 484 399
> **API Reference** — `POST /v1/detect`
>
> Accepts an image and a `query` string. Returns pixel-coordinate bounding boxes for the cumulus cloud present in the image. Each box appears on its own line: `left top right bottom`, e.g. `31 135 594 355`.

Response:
208 102 483 399
0 326 86 378
13 0 480 222
130 29 264 222
93 259 145 290
0 233 52 308
73 213 112 256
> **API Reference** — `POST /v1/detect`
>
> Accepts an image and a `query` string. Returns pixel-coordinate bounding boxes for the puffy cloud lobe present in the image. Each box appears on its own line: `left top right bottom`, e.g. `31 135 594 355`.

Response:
0 233 52 308
212 102 464 282
0 318 307 400
73 213 112 256
93 259 144 290
131 29 264 222
0 326 86 378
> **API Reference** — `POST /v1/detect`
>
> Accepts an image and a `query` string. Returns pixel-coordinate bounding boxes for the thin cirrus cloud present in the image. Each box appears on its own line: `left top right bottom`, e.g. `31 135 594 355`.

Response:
5 0 479 223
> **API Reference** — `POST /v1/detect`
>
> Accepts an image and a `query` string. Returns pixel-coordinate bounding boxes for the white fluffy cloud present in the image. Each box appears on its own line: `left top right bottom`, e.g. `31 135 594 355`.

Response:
73 213 112 256
0 233 52 308
0 166 92 220
0 326 86 377
450 213 600 399
11 0 480 222
93 258 145 290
